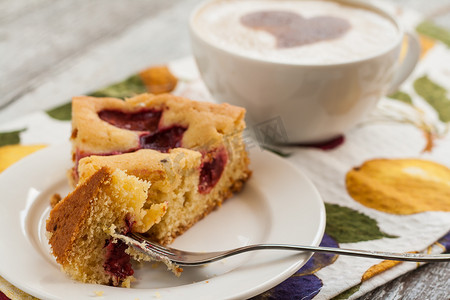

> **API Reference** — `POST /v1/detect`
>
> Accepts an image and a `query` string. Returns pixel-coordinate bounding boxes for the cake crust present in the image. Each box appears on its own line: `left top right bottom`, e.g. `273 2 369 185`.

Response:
47 168 109 265
71 93 246 154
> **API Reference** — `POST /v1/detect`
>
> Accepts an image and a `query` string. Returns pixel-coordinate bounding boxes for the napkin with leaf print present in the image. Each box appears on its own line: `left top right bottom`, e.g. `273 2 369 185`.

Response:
1 4 450 300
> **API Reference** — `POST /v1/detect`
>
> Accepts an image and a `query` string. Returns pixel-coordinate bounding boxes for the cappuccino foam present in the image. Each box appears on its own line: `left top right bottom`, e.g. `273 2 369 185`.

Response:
193 0 400 64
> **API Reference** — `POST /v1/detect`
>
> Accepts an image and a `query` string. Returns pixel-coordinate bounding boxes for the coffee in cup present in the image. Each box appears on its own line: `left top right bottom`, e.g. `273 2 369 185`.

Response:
190 0 420 144
193 0 399 65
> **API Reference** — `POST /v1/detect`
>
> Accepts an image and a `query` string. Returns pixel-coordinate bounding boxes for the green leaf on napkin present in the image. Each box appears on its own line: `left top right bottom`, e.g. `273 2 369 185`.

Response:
325 203 397 243
387 91 413 105
45 74 146 121
46 101 72 121
331 283 361 300
88 74 147 99
0 128 26 146
413 75 450 122
416 21 450 47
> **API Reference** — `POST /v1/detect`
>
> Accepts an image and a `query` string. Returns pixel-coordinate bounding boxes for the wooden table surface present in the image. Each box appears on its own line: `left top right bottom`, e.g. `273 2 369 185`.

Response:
1 0 449 299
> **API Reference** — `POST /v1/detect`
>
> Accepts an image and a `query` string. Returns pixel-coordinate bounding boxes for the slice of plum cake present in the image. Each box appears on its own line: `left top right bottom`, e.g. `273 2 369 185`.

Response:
47 147 202 287
47 167 168 287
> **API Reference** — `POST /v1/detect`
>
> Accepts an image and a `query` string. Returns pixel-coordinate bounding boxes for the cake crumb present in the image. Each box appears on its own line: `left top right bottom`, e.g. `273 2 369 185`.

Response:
94 291 104 297
154 292 161 298
50 193 62 208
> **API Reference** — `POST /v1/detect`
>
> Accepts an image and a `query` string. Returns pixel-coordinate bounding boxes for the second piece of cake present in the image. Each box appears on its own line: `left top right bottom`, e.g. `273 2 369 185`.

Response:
71 93 252 245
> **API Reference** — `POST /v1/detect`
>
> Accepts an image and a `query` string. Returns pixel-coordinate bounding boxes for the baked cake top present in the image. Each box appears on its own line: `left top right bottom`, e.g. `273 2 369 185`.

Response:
71 93 246 154
77 148 202 189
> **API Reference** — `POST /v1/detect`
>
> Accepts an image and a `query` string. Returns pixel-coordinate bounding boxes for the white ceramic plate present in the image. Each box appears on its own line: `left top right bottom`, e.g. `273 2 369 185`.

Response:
0 142 325 300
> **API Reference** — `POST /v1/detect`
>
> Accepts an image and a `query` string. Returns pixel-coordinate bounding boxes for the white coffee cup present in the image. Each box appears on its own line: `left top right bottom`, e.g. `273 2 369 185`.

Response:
189 0 420 144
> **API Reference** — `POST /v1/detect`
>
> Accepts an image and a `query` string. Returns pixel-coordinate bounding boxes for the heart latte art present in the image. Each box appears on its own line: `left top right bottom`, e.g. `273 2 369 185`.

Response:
240 11 351 48
193 0 399 64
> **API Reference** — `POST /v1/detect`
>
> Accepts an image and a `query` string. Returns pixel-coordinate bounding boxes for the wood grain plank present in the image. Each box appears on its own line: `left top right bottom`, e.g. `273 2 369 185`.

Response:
0 0 205 123
0 0 54 23
358 261 450 299
0 0 181 109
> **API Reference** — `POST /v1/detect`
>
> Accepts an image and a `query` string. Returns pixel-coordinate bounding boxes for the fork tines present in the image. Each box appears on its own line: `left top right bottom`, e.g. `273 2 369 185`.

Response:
129 232 174 256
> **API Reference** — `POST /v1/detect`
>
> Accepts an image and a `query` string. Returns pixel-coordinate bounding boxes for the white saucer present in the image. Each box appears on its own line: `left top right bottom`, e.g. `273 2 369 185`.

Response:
0 142 325 300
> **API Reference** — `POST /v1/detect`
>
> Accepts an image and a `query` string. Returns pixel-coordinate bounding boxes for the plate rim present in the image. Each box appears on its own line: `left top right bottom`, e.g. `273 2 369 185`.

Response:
0 142 326 300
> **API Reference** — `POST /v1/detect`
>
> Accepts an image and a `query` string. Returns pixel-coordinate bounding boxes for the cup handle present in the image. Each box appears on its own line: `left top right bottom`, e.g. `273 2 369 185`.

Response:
387 31 421 95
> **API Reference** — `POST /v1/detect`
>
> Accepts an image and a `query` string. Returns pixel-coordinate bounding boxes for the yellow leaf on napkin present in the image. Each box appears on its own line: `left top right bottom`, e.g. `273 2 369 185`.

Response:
346 159 450 215
362 259 403 282
0 275 39 300
418 34 436 59
0 144 46 173
139 65 178 94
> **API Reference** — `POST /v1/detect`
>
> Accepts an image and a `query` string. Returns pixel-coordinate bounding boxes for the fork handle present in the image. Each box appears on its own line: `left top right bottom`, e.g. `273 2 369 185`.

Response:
126 233 450 266
226 244 450 263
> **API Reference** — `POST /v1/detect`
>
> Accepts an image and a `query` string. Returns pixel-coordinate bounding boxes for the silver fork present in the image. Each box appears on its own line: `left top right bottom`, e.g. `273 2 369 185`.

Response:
126 232 450 266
